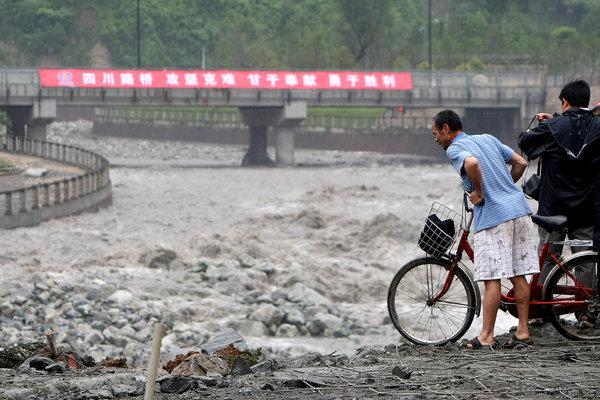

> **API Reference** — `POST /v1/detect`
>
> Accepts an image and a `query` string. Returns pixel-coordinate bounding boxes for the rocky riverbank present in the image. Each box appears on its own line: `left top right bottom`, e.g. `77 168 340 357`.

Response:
2 323 599 400
1 121 574 399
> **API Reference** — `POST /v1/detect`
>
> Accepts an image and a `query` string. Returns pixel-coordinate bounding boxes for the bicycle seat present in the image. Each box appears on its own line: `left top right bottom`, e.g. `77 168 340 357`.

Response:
531 214 568 232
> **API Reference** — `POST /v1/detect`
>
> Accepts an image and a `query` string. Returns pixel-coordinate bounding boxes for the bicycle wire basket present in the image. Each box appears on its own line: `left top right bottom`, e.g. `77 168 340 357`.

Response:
417 202 464 258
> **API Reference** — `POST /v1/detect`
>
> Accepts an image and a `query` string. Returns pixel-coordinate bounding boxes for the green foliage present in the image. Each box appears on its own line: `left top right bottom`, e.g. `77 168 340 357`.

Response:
0 110 11 133
0 0 78 62
455 56 486 71
0 0 597 72
416 60 432 70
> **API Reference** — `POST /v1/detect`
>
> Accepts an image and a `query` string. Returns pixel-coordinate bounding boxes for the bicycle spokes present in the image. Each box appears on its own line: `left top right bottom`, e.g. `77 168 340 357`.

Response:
544 255 600 341
388 258 476 345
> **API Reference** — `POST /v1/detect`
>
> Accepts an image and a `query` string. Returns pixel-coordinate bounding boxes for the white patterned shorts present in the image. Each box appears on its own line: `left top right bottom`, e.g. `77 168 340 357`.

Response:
473 215 540 281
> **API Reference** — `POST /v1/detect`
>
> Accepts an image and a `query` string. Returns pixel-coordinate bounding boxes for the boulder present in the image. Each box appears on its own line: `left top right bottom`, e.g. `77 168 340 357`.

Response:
229 320 270 337
283 308 306 327
158 376 208 394
201 329 249 354
251 360 276 373
307 312 344 336
285 283 331 306
276 324 300 337
140 247 177 269
231 357 253 375
170 354 229 376
107 290 134 305
249 303 286 327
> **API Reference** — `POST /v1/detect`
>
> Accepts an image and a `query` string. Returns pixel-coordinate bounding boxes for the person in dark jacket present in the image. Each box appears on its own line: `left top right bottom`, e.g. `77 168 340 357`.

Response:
519 80 600 285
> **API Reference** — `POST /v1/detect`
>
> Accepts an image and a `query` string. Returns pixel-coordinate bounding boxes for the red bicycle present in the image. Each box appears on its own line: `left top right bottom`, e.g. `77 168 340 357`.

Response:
387 190 599 345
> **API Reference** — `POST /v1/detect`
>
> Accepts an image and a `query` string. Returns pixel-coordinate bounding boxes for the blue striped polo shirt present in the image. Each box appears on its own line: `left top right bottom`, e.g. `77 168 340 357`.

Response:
447 132 532 232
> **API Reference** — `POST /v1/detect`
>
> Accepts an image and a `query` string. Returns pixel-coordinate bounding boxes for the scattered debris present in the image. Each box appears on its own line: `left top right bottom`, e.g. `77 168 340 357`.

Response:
157 376 208 394
287 352 348 368
391 365 412 379
251 359 276 373
260 383 276 391
98 357 128 368
0 342 47 369
45 329 58 358
170 353 229 376
45 363 66 373
19 356 55 372
282 374 327 388
163 351 199 373
214 343 263 369
23 168 47 177
231 357 252 376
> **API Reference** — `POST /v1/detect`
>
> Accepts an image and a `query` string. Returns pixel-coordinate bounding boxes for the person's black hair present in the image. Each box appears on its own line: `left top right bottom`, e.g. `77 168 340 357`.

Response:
559 80 590 108
433 109 462 131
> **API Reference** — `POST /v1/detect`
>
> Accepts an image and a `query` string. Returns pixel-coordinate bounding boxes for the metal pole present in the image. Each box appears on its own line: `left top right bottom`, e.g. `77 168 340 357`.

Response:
428 0 432 70
136 0 141 68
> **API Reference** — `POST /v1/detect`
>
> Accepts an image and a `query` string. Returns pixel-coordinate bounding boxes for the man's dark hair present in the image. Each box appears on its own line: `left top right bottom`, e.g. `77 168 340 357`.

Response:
433 110 462 131
559 80 590 108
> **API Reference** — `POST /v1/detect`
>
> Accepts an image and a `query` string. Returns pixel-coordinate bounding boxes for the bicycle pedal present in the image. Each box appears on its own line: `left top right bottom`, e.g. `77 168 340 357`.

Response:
499 302 508 312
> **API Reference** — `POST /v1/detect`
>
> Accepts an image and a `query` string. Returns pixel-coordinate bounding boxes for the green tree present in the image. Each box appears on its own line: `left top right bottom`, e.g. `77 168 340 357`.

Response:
0 0 77 64
335 0 393 67
549 26 583 72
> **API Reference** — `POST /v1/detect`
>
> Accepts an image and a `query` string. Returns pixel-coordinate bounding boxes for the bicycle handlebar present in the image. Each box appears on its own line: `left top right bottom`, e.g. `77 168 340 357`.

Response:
462 192 473 213
460 183 477 212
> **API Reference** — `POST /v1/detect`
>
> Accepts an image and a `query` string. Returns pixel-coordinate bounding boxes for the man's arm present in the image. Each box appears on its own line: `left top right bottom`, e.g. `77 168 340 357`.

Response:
463 156 484 205
507 152 528 182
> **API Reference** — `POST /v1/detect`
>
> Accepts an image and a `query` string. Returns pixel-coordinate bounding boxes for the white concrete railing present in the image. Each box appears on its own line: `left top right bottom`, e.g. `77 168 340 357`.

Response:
0 135 111 228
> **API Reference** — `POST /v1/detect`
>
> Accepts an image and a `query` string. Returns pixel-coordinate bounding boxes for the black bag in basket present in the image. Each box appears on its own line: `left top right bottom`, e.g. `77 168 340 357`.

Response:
418 214 456 258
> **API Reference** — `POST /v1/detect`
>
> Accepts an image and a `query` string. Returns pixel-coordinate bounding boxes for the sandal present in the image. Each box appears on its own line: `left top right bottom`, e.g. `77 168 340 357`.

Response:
465 337 498 350
503 335 533 349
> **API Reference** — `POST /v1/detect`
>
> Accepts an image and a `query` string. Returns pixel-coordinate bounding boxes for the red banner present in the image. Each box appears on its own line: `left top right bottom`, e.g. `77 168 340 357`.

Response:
38 69 412 91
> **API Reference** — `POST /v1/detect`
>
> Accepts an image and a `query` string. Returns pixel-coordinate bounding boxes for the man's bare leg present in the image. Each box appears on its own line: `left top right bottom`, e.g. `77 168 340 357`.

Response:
509 275 530 340
468 279 501 347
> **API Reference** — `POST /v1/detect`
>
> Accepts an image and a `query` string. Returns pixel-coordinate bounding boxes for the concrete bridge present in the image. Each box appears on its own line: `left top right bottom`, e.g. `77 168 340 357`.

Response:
0 68 588 165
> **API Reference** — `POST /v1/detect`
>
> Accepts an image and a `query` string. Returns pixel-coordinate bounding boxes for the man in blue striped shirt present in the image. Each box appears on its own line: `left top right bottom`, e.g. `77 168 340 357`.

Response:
432 110 539 349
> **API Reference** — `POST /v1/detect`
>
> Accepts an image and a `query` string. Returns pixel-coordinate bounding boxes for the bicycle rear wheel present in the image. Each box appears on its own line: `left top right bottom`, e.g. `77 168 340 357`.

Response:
387 257 477 345
544 254 600 341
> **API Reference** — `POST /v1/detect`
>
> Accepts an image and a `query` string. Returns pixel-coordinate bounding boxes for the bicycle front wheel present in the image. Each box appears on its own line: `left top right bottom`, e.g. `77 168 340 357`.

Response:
387 257 477 345
544 254 600 341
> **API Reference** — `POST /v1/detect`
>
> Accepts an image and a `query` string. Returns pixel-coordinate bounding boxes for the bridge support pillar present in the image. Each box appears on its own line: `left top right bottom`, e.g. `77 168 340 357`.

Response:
275 127 295 165
27 99 57 141
27 119 50 141
239 101 306 166
27 99 56 140
244 125 272 166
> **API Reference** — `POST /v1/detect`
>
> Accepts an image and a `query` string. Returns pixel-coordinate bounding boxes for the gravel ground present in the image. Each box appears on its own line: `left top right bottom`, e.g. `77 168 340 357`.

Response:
2 326 600 400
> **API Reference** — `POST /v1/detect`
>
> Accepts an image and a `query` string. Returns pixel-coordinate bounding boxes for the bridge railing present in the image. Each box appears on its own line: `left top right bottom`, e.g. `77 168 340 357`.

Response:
97 107 244 127
2 68 598 91
303 114 432 130
0 135 111 228
96 106 433 131
2 68 598 108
